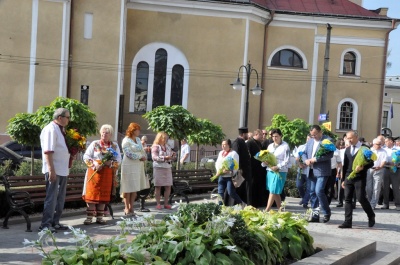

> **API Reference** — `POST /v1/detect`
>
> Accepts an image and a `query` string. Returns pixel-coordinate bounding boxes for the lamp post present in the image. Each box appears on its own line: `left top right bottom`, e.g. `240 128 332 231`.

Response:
231 63 263 127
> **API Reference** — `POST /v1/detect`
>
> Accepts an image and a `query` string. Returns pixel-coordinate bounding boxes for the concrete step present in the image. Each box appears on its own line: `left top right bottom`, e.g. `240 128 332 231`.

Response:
352 241 400 265
292 231 377 265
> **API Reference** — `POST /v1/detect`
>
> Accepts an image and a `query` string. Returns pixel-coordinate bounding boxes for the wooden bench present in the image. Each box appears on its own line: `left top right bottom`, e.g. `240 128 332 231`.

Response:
169 169 215 204
1 174 114 232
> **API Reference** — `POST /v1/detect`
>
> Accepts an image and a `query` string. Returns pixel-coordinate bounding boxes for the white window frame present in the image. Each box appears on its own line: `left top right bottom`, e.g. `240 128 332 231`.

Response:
83 13 93 39
129 42 189 112
267 45 308 70
336 98 358 131
339 48 361 77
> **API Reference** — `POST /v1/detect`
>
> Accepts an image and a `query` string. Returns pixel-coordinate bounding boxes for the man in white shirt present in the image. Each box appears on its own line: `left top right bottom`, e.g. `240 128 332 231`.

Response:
382 137 400 210
39 108 71 232
366 138 387 209
180 138 190 165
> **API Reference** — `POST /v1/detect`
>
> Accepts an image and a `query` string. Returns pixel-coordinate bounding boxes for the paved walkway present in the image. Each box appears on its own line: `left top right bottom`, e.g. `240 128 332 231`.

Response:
0 196 399 264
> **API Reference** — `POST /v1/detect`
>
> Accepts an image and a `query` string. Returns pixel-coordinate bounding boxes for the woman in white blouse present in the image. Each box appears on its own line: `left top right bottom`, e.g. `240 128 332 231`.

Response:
263 128 290 212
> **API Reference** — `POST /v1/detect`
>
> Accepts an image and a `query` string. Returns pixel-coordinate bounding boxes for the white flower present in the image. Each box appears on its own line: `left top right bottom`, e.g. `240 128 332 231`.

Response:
214 238 223 245
225 245 238 252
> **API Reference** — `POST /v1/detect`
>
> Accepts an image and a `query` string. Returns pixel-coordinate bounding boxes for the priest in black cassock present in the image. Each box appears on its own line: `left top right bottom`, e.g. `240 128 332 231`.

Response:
246 129 268 208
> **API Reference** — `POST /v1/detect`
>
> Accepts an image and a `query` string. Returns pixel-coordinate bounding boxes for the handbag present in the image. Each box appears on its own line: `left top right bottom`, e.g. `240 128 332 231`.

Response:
232 169 245 188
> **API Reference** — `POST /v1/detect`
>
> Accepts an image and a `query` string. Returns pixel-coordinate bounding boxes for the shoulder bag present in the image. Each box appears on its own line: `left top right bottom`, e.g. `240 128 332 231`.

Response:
232 169 245 188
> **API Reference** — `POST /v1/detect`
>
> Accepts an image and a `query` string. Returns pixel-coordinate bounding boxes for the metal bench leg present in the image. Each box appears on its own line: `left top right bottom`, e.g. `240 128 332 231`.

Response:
2 209 32 232
169 192 189 204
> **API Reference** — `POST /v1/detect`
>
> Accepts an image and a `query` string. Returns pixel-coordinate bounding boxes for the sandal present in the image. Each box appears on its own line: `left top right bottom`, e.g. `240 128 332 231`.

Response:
83 218 93 225
156 204 162 210
164 205 172 210
96 218 107 225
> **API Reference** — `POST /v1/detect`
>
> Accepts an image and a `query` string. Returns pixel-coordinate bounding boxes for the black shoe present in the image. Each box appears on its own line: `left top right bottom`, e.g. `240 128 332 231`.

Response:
302 204 309 209
38 226 57 233
338 223 352 229
381 205 389 209
139 208 151 212
323 214 331 223
52 224 69 230
368 216 375 227
336 203 343 207
309 218 319 223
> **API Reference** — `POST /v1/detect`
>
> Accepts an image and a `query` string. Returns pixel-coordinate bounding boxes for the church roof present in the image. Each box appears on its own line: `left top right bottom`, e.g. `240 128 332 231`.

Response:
226 0 391 20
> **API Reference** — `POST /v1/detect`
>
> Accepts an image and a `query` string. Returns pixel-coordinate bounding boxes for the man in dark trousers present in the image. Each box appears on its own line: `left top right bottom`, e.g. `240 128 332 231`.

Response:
246 129 268 207
339 130 375 229
225 127 251 205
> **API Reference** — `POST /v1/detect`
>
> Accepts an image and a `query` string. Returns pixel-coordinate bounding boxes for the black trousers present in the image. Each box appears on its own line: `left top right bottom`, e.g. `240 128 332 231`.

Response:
343 177 375 225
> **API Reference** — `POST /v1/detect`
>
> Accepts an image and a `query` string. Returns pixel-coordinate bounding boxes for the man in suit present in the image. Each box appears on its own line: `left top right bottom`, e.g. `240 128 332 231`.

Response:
302 125 333 223
339 130 375 228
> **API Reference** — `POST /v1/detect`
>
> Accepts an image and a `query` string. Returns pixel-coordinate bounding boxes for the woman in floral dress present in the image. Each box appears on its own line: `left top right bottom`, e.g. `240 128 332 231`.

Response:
82 124 121 225
120 122 148 216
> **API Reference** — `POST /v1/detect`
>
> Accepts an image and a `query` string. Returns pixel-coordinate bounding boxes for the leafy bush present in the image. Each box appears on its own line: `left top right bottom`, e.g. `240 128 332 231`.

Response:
33 203 315 264
14 160 43 176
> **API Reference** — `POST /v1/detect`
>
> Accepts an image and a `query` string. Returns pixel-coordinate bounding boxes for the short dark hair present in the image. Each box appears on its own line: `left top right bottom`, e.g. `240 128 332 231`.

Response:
310 125 321 132
386 136 394 142
222 139 232 148
270 128 282 137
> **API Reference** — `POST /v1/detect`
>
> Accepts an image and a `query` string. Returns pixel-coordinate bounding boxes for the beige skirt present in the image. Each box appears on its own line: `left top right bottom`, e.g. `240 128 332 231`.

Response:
153 167 173 186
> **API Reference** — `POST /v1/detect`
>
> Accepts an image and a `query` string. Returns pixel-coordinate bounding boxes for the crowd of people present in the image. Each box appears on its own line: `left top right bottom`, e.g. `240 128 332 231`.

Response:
37 108 399 232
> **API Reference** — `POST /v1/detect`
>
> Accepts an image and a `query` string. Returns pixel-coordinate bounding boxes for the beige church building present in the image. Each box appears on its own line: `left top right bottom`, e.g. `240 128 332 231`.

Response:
0 0 398 141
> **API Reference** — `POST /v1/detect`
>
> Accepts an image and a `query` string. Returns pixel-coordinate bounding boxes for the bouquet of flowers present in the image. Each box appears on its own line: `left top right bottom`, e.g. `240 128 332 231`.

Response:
315 139 336 158
210 156 239 182
66 128 86 167
391 150 400 173
347 146 377 180
86 147 119 182
254 150 277 168
297 151 305 177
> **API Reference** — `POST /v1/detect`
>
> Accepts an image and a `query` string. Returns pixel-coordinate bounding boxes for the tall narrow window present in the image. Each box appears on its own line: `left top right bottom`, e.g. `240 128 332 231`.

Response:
152 49 167 109
343 52 356 75
84 13 93 39
382 111 388 128
134 61 149 113
339 101 354 130
170 65 184 106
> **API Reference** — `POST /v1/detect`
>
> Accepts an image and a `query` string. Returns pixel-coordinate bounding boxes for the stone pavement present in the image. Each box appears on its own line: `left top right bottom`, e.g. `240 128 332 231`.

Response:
1 195 399 265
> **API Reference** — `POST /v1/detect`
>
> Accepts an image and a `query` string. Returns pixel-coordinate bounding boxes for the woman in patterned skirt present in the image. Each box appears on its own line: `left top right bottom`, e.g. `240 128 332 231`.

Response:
120 122 148 216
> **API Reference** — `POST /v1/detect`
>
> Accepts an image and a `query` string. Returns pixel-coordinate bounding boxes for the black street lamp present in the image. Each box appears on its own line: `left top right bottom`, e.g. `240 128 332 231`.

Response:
231 63 263 127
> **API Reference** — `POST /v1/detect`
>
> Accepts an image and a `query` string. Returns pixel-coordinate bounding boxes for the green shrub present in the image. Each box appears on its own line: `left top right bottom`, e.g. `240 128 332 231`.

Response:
0 160 14 176
14 160 43 176
69 159 88 174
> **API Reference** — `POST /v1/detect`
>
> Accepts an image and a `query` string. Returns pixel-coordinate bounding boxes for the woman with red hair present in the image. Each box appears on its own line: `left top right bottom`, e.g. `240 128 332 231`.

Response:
120 122 147 216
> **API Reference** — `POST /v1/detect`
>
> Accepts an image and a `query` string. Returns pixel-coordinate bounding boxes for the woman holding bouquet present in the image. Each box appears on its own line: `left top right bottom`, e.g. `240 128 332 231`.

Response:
82 124 121 225
215 139 246 207
263 129 290 212
119 123 148 217
152 132 176 210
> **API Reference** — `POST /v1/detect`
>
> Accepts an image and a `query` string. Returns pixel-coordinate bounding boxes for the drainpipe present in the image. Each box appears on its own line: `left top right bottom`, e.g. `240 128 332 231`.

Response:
66 0 74 98
378 19 398 134
258 11 275 129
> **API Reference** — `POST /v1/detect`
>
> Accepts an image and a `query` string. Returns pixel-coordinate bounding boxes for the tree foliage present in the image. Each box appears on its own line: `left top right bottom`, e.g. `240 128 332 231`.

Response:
143 105 202 169
187 119 225 168
266 114 337 149
33 97 98 136
7 113 41 147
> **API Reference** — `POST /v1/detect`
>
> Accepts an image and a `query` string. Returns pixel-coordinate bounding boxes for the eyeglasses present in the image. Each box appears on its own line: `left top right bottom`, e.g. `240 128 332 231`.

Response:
374 143 381 146
61 115 70 120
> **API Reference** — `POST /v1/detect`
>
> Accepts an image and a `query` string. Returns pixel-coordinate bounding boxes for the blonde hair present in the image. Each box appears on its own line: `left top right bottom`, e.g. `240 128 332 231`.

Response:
100 124 114 136
153 132 167 145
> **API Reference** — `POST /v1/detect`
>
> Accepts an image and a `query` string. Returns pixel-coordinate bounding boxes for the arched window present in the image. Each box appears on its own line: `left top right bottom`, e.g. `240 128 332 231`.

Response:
171 65 184 106
134 61 149 113
336 98 358 131
271 49 303 68
152 49 168 109
339 49 361 76
339 101 353 130
129 43 189 112
343 52 356 75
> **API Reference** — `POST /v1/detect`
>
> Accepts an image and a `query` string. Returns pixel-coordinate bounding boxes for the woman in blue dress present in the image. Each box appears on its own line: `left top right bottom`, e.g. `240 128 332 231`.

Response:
263 128 290 212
